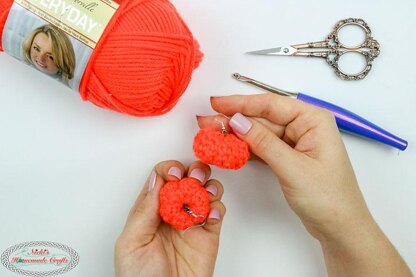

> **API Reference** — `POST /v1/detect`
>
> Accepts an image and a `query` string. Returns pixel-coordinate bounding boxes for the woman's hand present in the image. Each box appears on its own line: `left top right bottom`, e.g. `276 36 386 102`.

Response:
115 160 225 277
198 93 367 239
197 93 412 276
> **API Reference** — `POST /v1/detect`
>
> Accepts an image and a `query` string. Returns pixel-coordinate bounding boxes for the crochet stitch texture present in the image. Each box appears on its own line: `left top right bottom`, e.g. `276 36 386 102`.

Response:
159 178 210 230
193 128 249 170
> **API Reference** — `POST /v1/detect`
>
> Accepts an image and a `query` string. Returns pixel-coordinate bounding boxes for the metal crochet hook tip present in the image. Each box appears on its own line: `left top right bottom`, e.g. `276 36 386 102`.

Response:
232 73 297 97
232 73 242 80
232 73 252 82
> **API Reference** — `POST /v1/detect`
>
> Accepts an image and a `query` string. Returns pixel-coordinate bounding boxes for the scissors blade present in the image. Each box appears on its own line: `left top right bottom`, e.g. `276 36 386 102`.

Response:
246 46 297 56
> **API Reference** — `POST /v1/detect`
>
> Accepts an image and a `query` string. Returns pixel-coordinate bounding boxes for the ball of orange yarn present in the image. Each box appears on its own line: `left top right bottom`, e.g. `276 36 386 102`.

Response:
193 127 250 170
159 177 210 230
0 0 202 116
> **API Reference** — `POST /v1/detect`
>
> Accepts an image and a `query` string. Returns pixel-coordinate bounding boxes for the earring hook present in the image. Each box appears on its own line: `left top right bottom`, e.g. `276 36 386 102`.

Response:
181 204 207 233
214 118 227 135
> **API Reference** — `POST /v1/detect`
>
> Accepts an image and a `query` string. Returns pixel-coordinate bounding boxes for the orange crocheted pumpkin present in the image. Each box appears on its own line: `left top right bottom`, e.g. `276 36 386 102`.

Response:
159 178 210 230
193 127 249 170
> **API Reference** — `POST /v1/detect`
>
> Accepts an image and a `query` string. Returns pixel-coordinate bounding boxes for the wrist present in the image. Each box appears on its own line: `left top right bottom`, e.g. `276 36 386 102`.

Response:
318 214 412 277
317 208 377 245
298 197 375 245
318 213 379 249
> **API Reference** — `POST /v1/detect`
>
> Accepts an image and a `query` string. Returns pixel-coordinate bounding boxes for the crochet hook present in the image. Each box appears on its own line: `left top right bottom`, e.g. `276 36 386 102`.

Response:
232 73 408 151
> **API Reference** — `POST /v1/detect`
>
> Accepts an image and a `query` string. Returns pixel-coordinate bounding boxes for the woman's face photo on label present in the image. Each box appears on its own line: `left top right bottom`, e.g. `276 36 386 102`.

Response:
29 32 59 75
23 25 76 84
1 1 99 91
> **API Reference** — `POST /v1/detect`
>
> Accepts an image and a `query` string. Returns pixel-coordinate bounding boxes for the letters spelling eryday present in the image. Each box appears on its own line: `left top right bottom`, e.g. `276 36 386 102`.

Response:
32 0 101 33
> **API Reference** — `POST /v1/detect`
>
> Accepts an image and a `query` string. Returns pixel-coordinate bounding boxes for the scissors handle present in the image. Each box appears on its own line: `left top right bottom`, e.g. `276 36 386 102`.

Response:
327 50 375 80
294 51 329 58
292 40 329 49
329 18 373 49
297 19 380 80
296 93 408 150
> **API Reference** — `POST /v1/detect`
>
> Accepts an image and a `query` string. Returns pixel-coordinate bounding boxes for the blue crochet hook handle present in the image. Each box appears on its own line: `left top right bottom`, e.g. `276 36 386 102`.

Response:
296 93 407 150
233 73 408 151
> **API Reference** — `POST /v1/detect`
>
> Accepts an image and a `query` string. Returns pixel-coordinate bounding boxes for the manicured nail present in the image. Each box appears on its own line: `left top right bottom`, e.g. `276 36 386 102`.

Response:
229 113 252 135
208 208 220 220
205 185 217 196
148 171 156 192
196 114 208 120
168 166 182 179
189 168 205 183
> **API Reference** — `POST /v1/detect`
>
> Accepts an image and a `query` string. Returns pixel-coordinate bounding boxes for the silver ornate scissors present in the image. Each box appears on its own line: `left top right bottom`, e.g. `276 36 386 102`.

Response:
247 18 380 80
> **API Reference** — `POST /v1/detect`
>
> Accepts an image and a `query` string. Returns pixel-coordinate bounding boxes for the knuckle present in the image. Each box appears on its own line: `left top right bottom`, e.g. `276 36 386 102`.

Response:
211 200 226 215
214 201 226 215
316 109 336 126
191 160 211 171
284 124 297 140
220 203 227 215
241 97 252 115
206 178 222 186
250 128 274 154
131 204 146 218
267 92 280 102
215 179 224 192
260 104 272 119
115 236 126 252
316 108 332 119
154 161 167 173
157 160 179 168
155 160 169 168
259 94 275 118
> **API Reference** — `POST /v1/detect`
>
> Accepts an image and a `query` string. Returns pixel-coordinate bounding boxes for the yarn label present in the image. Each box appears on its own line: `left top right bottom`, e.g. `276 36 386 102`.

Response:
2 0 119 90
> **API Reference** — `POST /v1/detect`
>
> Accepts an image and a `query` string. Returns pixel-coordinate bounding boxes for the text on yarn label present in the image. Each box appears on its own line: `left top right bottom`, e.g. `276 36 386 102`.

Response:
13 0 119 48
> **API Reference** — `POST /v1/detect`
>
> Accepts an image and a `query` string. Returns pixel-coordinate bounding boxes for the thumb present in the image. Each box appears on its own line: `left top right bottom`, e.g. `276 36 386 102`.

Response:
121 170 164 247
229 113 301 174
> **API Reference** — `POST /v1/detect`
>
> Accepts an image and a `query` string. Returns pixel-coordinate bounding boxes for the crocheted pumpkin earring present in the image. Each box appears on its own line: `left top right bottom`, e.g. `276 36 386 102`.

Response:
193 119 250 170
159 178 210 230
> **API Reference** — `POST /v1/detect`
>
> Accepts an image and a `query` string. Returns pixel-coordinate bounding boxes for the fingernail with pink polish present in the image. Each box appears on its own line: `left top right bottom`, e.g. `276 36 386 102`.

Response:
205 185 217 196
148 171 156 192
168 167 182 179
208 208 220 220
229 113 252 135
189 168 205 183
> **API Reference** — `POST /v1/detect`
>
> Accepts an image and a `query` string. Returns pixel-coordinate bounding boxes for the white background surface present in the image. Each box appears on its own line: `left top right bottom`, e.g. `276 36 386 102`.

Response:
1 0 415 276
